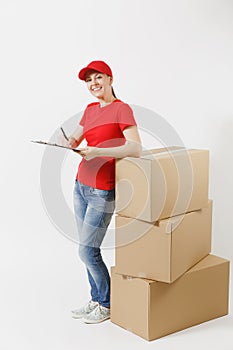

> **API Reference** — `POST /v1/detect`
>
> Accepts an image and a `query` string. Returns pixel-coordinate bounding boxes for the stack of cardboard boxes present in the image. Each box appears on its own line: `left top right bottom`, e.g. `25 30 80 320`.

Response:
111 147 230 341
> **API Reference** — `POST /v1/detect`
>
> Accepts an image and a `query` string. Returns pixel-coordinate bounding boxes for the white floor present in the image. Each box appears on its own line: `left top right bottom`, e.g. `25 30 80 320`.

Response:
1 234 232 350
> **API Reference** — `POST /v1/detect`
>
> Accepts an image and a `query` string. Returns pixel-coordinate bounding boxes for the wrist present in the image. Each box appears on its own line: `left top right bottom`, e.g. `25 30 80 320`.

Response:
95 147 102 156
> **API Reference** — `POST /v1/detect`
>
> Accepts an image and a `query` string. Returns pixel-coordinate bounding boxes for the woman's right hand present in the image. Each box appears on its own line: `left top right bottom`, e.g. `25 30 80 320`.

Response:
58 135 78 148
58 125 84 149
67 137 79 148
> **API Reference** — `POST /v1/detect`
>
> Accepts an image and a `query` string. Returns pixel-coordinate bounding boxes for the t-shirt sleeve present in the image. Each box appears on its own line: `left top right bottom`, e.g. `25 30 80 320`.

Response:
79 109 87 127
117 103 137 132
79 102 99 127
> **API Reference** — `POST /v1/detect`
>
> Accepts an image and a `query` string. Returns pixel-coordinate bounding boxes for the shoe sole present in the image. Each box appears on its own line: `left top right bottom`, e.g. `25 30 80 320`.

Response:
71 306 99 319
82 316 110 324
71 314 84 319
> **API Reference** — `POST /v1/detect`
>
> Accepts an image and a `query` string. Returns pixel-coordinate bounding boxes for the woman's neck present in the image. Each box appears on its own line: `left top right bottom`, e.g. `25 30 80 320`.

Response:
98 96 117 107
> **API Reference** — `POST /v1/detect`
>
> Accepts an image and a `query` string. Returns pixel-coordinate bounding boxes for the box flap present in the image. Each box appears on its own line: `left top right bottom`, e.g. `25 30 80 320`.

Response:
111 268 157 284
141 146 183 155
159 199 212 227
140 146 186 160
187 254 229 274
140 147 209 160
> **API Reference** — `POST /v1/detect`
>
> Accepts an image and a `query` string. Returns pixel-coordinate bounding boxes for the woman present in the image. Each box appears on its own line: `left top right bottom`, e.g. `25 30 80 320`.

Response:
65 60 141 324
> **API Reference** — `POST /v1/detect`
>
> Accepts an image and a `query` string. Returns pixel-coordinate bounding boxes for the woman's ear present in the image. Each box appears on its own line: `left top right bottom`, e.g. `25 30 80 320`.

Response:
108 75 113 85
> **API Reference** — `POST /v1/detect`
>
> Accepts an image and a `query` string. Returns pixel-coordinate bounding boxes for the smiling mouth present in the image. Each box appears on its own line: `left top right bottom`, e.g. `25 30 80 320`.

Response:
92 87 102 91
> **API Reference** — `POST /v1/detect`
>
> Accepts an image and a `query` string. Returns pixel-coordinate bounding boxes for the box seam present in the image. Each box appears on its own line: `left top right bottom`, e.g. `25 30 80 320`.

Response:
170 222 173 282
147 284 150 339
150 161 152 221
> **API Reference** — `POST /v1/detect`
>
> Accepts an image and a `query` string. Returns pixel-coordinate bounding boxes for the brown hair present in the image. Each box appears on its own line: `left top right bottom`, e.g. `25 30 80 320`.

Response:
111 86 117 98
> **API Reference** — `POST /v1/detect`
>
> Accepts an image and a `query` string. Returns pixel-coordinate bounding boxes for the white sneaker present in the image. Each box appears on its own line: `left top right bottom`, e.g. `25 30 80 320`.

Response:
71 300 99 319
82 305 110 324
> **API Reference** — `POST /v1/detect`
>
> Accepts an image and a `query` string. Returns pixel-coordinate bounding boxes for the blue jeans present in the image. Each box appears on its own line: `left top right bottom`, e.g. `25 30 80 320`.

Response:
73 179 115 308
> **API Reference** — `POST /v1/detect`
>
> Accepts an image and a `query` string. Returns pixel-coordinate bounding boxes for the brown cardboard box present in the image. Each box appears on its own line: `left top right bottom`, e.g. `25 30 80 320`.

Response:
116 147 209 222
110 254 230 341
115 200 212 283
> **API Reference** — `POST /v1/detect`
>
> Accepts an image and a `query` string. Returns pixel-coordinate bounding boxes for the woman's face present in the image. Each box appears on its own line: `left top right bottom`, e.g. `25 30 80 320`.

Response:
85 71 112 99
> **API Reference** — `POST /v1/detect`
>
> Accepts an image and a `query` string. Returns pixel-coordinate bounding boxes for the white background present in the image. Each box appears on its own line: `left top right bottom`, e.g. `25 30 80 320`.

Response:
0 0 233 349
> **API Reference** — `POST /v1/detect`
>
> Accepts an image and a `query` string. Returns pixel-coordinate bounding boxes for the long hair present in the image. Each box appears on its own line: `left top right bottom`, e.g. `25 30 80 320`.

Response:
111 86 117 98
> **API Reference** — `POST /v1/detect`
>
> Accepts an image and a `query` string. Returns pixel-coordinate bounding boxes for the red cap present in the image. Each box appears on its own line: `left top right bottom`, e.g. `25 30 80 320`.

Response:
78 60 113 80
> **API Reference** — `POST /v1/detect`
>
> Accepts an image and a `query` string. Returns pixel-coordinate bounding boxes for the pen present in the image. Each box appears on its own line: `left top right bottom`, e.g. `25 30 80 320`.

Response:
60 127 69 141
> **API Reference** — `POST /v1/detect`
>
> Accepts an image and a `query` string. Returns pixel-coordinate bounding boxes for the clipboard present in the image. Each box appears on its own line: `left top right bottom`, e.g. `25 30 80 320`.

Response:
31 140 81 152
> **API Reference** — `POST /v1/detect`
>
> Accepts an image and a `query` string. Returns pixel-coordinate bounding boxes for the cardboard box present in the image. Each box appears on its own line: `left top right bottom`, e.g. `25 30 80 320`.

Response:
110 254 230 341
116 147 209 222
115 200 212 283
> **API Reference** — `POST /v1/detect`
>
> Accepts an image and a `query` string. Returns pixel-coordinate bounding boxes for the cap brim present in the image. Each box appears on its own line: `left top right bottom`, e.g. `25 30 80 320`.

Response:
78 67 100 80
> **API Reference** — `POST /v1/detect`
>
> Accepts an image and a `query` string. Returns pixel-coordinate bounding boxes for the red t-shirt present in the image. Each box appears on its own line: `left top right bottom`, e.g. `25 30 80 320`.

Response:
76 99 137 190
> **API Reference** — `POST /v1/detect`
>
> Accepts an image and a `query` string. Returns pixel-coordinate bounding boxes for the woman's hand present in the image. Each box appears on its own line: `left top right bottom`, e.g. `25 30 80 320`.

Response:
76 146 99 160
67 137 80 148
58 135 79 148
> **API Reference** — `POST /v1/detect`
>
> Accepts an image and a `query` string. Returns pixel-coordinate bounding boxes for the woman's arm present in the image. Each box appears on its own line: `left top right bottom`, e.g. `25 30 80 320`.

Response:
79 126 142 160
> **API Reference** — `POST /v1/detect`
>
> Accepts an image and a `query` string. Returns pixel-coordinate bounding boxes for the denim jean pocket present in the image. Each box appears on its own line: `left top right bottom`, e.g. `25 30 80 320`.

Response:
90 187 109 197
